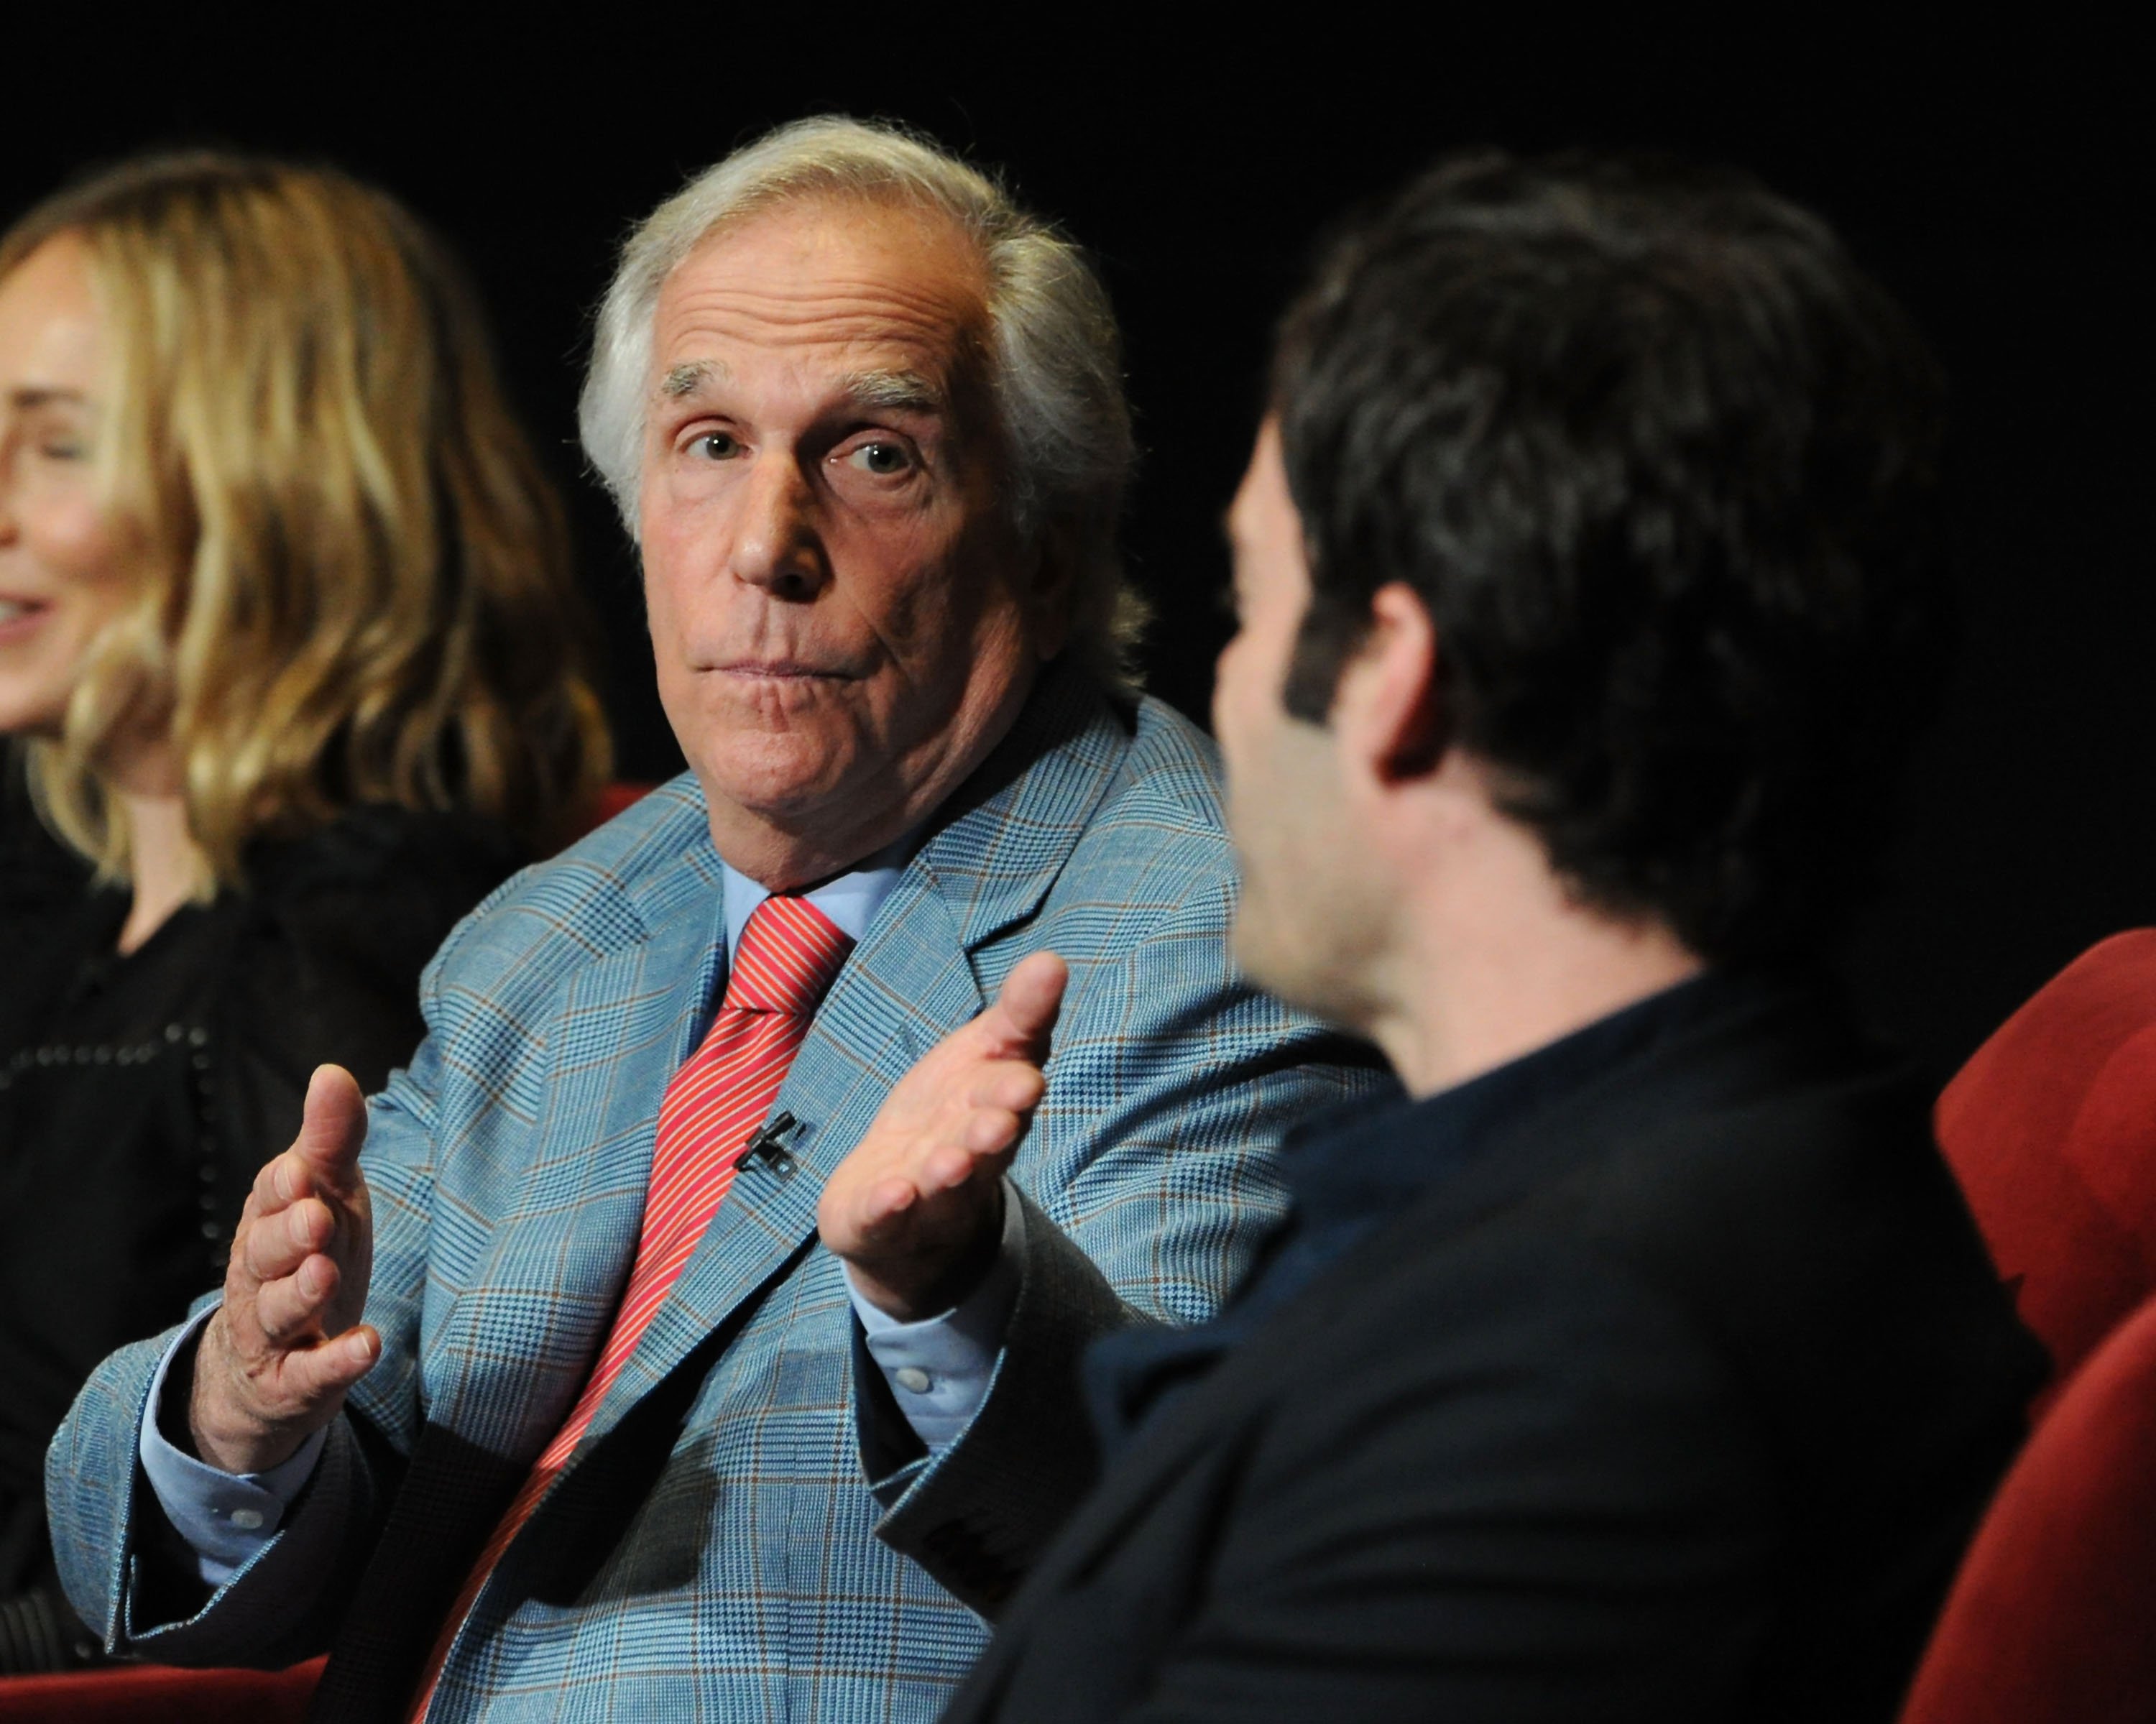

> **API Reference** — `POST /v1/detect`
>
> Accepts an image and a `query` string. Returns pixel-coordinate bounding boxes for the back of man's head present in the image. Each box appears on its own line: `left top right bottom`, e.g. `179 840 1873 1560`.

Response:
1272 151 1949 963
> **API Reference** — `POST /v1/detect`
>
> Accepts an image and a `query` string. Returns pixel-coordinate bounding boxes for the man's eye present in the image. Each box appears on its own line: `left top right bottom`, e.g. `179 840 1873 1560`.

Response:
694 431 741 460
846 441 912 476
39 441 86 461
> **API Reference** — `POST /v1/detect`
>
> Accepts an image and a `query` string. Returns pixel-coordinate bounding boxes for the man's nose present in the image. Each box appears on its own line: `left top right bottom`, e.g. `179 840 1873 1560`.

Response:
729 453 826 601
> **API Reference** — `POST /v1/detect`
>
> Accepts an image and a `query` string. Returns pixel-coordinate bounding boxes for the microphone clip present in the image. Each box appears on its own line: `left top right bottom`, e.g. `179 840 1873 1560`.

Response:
743 1110 802 1180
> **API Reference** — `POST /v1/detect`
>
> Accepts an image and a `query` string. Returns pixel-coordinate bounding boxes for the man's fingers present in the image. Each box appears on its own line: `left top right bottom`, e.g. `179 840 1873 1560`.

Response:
275 1324 381 1405
960 1110 1026 1158
250 1156 286 1216
966 1061 1047 1115
253 1255 342 1345
236 1198 336 1312
250 1145 318 1217
856 1174 920 1233
821 961 1054 1299
870 1132 1010 1221
293 1064 369 1187
242 1195 333 1287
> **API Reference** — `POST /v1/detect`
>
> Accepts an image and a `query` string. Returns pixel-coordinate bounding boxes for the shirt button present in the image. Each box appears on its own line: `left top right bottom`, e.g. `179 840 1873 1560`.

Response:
894 1366 932 1394
229 1508 265 1531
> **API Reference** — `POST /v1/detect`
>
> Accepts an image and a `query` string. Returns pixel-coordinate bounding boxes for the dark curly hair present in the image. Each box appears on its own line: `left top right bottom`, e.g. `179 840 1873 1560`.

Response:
1272 150 1951 962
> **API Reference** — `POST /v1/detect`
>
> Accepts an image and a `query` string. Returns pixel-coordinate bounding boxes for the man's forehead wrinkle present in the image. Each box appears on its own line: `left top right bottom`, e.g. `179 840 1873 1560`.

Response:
654 305 964 364
660 280 977 344
681 193 990 300
649 227 994 415
657 227 987 338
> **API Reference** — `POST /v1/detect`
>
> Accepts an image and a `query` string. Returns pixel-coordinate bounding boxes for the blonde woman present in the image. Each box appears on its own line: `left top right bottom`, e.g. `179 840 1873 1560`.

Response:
0 154 609 1669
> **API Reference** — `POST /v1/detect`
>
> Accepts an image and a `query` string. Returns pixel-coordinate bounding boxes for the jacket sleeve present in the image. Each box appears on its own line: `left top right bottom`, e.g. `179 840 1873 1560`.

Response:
866 854 1381 1612
969 1246 1780 1724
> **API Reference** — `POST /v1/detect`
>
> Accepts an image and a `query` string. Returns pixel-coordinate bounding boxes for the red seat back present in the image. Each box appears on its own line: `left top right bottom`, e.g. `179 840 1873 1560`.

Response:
0 1655 323 1723
558 780 656 849
1898 1290 2156 1724
1935 929 2156 1406
591 780 655 826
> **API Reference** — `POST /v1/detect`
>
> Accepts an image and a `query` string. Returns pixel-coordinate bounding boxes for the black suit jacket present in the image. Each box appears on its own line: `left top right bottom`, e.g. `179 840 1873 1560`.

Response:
936 979 2043 1723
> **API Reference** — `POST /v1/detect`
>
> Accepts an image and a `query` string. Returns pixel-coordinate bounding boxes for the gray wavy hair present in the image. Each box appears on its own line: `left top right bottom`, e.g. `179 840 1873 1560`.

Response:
579 115 1145 688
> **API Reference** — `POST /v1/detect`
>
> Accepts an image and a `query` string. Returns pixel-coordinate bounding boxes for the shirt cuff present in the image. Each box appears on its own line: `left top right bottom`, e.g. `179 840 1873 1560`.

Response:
137 1309 329 1587
847 1179 1027 1452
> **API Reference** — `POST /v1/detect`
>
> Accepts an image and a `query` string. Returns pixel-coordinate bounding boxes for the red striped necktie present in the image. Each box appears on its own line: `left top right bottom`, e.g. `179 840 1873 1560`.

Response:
410 894 854 1717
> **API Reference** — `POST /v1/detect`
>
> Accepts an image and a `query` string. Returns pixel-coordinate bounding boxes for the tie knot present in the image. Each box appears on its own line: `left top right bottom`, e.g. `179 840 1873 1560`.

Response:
722 895 854 1015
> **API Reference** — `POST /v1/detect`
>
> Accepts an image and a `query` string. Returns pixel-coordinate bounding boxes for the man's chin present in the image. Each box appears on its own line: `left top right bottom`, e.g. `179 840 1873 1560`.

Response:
701 777 853 829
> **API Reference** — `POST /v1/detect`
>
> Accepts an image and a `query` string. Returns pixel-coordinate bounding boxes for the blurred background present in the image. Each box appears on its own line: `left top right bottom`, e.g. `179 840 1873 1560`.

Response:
6 16 2144 1084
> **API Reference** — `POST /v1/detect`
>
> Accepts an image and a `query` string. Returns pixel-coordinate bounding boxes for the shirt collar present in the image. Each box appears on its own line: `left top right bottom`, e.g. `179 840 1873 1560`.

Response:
718 829 918 968
1279 967 1742 1232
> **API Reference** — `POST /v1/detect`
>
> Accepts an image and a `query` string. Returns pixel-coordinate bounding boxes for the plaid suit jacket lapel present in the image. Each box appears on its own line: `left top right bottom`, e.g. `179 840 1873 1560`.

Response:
415 818 730 1462
577 663 1130 1450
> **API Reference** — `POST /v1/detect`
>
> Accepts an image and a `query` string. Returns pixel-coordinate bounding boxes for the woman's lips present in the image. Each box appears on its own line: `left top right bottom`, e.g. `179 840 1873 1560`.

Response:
0 596 50 640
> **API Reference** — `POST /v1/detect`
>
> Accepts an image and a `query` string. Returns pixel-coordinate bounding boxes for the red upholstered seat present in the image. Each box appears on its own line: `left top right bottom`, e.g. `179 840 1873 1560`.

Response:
1898 1290 2156 1724
0 1654 323 1722
553 779 656 849
1935 928 2156 1409
590 779 655 827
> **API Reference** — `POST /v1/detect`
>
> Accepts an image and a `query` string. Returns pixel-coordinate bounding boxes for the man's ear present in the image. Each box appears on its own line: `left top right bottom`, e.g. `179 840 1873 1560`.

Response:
1332 582 1447 782
1023 520 1079 662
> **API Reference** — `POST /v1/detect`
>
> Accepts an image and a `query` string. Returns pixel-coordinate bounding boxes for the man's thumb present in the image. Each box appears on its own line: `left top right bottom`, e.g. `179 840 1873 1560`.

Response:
992 951 1068 1054
296 1064 368 1169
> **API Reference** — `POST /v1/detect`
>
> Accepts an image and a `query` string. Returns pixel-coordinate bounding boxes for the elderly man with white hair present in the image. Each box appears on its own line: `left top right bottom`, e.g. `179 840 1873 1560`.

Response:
46 118 1369 1720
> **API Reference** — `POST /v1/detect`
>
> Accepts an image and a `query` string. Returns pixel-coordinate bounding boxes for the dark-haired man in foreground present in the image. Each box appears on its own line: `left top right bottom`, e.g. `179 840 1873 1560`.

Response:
823 152 2045 1720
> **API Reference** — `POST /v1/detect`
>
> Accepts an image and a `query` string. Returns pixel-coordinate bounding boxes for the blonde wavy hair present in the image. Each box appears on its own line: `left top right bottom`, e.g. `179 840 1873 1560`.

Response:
0 152 611 891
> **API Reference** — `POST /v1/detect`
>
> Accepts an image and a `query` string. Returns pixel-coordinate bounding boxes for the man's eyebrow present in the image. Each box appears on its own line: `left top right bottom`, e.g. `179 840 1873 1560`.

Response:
660 360 727 400
840 369 946 415
655 364 941 415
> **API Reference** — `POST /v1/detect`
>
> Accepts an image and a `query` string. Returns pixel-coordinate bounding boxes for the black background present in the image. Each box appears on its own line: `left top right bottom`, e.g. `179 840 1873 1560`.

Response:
6 19 2145 1084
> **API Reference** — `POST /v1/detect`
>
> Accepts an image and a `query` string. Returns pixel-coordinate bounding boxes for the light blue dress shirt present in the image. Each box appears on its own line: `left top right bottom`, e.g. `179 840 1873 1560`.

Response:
139 850 1021 1578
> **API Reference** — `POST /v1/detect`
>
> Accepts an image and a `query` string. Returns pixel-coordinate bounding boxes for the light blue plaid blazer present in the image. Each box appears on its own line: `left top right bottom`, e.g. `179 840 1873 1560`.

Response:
48 667 1376 1721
